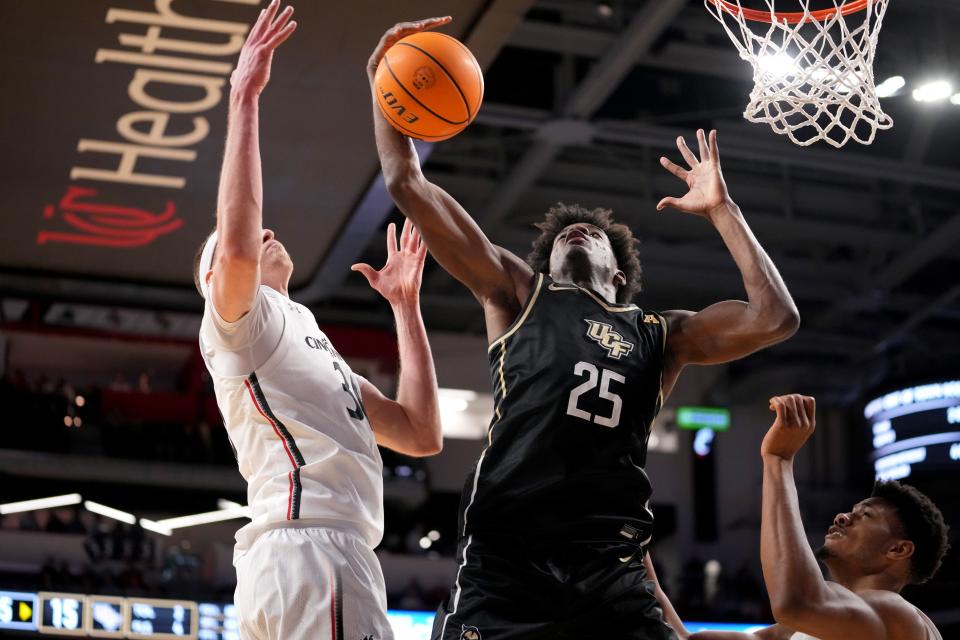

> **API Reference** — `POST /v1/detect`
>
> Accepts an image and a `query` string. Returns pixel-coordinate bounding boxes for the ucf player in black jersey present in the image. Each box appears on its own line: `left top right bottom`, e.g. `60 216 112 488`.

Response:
369 19 800 640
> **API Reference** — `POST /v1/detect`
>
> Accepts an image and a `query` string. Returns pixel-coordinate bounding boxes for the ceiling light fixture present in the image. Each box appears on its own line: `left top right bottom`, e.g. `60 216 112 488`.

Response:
156 507 250 530
875 75 905 98
85 501 137 525
912 80 953 103
139 519 173 536
0 493 82 515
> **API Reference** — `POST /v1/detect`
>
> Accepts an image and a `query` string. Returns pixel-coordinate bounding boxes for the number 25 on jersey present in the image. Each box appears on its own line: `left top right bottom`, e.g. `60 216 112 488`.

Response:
566 361 625 428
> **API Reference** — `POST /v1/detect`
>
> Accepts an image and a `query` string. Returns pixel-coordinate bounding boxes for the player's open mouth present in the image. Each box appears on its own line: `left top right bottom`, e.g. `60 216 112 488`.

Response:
566 232 588 245
827 526 844 538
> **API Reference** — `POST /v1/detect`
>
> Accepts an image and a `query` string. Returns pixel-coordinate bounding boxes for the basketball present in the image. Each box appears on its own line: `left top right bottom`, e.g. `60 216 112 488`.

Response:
374 32 484 142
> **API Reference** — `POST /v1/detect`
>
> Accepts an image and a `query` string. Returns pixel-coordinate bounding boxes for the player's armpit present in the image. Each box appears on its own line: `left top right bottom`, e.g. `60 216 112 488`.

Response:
359 378 442 458
210 253 260 323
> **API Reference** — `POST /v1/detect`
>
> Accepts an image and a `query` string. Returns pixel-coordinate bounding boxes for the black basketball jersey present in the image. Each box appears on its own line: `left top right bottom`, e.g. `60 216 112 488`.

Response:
457 273 667 545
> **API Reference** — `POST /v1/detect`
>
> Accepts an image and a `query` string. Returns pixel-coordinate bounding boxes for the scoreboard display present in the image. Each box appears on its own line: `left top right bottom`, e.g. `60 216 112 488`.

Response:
866 380 960 481
0 592 195 638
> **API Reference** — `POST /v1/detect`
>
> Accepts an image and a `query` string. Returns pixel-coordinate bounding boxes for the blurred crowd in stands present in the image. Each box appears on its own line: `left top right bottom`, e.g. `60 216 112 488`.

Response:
0 507 226 601
1 370 235 465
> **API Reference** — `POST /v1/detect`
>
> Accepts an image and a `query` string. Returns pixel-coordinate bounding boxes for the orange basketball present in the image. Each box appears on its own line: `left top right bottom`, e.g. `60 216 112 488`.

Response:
374 32 484 142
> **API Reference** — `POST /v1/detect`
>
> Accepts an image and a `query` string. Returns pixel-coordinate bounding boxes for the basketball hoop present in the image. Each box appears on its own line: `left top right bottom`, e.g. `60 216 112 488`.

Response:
704 0 892 148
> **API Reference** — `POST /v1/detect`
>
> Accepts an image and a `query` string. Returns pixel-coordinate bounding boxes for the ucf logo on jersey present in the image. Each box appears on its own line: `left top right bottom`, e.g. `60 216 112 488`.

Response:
584 320 634 360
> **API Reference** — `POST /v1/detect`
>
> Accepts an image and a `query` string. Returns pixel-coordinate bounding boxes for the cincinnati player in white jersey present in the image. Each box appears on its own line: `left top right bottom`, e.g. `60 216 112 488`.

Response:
659 395 948 640
193 4 442 639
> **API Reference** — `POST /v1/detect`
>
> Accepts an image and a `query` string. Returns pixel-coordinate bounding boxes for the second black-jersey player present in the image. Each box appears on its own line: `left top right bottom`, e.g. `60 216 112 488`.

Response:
371 19 800 639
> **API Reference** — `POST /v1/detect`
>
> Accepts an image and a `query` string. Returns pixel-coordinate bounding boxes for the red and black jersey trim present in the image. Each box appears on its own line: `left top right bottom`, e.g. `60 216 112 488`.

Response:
244 372 306 520
330 565 343 639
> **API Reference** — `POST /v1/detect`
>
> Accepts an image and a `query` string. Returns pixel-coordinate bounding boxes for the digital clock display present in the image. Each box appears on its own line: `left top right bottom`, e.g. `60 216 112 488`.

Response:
126 598 196 639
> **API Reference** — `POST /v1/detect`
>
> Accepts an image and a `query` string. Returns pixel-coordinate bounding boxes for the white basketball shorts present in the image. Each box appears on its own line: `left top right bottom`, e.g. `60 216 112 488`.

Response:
234 527 394 640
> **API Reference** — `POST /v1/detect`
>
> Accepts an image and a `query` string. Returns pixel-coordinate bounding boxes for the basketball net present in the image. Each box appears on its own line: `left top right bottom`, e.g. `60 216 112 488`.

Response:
705 0 892 148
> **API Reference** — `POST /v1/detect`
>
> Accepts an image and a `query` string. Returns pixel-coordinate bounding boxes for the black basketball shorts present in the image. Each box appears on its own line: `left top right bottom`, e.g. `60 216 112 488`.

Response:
430 535 678 640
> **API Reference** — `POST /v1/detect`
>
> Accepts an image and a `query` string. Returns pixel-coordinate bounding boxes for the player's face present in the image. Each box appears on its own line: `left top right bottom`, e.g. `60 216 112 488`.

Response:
549 223 618 277
260 228 294 277
818 498 902 568
202 229 293 292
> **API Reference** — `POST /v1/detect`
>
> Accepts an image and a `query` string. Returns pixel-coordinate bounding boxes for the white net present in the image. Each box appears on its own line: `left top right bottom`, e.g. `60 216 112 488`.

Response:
704 0 892 148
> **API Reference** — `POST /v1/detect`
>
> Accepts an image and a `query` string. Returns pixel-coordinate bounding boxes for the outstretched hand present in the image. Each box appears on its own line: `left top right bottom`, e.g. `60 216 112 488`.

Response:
231 0 298 98
657 129 733 220
761 394 817 461
367 16 452 81
352 219 428 306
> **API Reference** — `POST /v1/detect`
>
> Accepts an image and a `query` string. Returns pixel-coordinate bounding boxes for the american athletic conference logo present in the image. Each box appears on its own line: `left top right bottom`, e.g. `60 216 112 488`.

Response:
460 625 482 640
584 319 634 360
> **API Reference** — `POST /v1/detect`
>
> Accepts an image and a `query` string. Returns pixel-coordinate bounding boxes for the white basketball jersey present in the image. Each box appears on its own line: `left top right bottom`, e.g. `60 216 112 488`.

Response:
200 286 384 560
791 634 818 640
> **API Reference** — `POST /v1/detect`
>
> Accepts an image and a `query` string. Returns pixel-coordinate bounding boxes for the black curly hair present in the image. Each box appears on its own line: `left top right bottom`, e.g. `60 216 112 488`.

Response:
526 203 642 303
871 480 950 584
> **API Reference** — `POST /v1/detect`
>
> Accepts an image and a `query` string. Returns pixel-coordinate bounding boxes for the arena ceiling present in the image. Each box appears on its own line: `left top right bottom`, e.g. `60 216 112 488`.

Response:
2 0 959 403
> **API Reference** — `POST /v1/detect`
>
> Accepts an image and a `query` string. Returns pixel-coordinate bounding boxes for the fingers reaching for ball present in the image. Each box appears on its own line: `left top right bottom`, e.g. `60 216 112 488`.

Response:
368 16 453 78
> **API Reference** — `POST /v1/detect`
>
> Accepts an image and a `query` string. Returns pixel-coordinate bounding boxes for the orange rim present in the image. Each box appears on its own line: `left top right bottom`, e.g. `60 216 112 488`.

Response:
707 0 873 24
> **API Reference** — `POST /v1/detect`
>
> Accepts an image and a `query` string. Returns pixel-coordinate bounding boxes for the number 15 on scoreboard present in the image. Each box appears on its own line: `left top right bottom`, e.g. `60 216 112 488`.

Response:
39 592 86 636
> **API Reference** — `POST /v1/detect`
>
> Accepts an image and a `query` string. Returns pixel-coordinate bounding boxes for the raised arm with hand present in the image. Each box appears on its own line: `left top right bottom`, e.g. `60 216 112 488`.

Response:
759 395 887 640
211 0 297 321
353 220 442 457
367 19 533 339
657 130 799 394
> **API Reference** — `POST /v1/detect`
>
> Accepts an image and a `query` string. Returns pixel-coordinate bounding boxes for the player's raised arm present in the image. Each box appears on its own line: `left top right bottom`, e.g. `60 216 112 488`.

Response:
351 220 443 457
656 130 799 390
759 395 887 640
367 19 533 312
210 0 297 321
